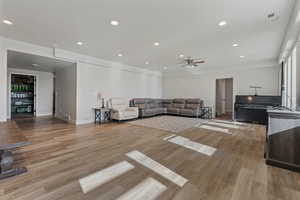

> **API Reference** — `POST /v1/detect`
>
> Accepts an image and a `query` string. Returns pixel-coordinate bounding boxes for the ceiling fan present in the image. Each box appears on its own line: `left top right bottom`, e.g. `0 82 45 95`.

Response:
179 56 205 68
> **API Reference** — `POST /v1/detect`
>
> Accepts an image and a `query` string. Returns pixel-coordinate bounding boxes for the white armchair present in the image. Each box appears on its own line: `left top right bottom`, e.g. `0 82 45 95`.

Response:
109 98 139 121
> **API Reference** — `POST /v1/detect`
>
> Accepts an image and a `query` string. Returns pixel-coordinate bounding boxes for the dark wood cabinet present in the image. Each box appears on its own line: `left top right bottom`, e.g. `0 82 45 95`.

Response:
266 111 300 172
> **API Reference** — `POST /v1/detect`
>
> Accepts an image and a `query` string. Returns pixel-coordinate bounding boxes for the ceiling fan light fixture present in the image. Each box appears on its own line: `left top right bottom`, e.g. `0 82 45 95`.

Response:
77 41 83 46
218 20 227 26
110 20 119 26
3 19 13 25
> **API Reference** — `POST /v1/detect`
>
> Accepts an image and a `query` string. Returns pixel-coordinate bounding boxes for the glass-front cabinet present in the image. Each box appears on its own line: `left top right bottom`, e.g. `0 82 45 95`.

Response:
11 74 35 118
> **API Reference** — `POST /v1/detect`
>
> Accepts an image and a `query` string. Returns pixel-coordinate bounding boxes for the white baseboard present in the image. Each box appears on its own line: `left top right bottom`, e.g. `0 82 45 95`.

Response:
76 119 93 125
36 113 53 117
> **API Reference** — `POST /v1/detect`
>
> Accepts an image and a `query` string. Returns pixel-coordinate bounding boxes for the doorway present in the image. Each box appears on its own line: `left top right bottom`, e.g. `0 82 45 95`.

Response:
11 74 36 119
216 78 233 120
7 50 76 122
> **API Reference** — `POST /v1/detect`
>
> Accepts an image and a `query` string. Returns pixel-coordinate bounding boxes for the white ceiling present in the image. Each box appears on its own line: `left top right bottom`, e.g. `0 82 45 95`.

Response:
0 0 296 72
7 50 75 73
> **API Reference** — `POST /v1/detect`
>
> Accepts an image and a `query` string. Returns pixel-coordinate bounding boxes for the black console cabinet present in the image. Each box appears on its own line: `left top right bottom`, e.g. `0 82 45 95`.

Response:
234 95 282 125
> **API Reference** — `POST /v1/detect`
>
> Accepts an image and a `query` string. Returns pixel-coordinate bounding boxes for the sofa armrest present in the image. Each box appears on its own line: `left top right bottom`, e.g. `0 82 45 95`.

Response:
127 107 139 112
111 109 119 114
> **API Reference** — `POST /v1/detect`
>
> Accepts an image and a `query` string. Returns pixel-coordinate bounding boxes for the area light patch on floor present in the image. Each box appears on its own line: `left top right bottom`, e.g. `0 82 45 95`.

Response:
197 124 232 134
213 119 247 126
126 151 188 187
116 177 167 200
79 161 135 193
167 136 216 156
206 121 241 129
163 134 177 141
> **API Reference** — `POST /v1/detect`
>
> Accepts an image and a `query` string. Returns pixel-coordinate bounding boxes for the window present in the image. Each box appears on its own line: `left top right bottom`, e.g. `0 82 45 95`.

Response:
282 46 297 109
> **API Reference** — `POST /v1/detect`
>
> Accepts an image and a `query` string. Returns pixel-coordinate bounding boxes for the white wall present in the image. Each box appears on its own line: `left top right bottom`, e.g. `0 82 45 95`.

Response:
7 68 54 118
163 65 281 117
55 65 77 123
0 37 163 123
0 37 7 121
76 62 162 124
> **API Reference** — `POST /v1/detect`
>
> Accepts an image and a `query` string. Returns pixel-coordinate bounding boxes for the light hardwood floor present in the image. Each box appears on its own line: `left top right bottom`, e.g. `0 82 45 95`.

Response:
0 117 300 200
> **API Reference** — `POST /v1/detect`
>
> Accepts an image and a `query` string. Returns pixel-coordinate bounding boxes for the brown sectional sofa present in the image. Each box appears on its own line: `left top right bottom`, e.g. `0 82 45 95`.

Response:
130 98 203 118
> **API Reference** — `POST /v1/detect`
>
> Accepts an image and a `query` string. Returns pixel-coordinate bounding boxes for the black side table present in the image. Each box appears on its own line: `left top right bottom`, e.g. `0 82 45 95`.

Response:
199 107 212 119
93 108 111 124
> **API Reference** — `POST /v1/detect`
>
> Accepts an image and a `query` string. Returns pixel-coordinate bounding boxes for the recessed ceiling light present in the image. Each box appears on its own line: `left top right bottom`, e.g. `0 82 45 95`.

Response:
3 19 13 25
32 64 39 67
218 21 227 26
154 42 160 46
145 61 150 65
240 55 245 58
117 53 123 57
179 54 185 58
233 43 239 47
77 41 83 46
111 20 119 26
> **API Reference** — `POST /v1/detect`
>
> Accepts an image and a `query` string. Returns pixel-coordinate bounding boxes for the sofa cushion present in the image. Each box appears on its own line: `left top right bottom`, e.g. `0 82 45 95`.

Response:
173 99 186 104
144 109 156 114
185 99 202 104
153 99 163 105
184 99 203 110
185 103 200 109
144 107 165 114
180 108 197 116
172 99 186 109
132 98 150 109
167 108 180 114
173 103 185 109
154 107 167 113
148 103 157 108
185 99 203 109
162 99 173 108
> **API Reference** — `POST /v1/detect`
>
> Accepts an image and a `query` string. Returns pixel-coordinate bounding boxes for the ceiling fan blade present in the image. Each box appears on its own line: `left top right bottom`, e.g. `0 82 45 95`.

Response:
193 60 205 64
192 58 203 60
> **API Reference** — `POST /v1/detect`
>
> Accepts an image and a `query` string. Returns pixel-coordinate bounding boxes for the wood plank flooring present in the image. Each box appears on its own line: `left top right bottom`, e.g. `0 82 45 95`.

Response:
0 117 300 200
